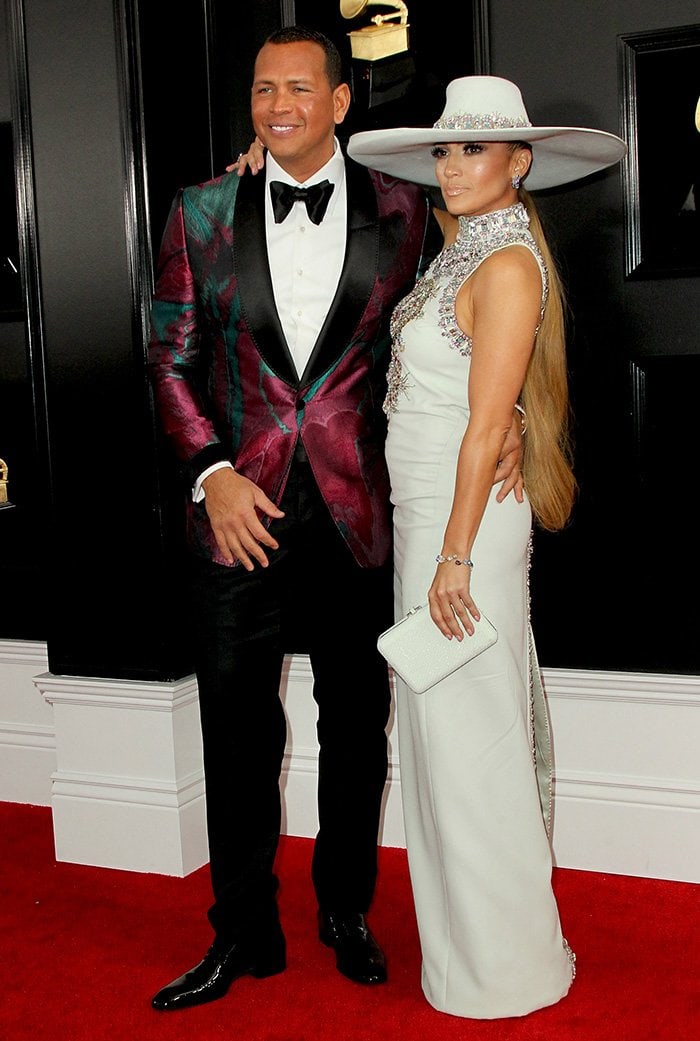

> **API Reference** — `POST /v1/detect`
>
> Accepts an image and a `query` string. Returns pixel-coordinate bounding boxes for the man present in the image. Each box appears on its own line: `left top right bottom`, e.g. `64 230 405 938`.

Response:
148 26 520 1012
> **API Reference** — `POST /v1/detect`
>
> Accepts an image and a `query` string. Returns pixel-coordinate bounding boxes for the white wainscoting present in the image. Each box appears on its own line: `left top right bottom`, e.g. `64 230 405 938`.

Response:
545 669 700 884
33 670 207 876
0 640 53 805
1 639 699 881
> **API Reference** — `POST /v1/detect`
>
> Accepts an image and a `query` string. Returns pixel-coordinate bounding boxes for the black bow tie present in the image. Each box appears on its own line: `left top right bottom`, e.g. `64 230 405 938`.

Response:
270 179 335 225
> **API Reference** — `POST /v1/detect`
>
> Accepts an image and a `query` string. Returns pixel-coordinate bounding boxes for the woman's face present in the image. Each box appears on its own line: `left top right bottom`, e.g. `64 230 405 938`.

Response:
432 141 530 217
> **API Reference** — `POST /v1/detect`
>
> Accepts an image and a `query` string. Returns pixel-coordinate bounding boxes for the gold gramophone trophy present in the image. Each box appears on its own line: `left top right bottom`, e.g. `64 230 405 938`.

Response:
341 0 410 61
340 0 415 113
0 457 14 510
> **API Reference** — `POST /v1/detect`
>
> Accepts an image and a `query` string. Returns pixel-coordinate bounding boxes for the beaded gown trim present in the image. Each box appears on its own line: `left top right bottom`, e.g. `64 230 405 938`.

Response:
385 202 548 415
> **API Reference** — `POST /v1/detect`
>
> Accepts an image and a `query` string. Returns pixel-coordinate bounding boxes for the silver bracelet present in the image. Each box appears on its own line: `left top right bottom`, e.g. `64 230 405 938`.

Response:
436 553 474 569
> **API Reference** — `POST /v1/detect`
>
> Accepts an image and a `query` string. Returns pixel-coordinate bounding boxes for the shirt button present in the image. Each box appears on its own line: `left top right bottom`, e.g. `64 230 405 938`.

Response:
297 269 303 276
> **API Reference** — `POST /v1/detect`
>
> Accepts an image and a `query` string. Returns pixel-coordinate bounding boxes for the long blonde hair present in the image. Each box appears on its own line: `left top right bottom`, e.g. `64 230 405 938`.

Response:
517 187 576 531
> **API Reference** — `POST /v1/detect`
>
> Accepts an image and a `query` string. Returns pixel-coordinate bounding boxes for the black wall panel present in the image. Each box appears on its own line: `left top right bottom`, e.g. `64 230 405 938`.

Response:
2 0 698 678
490 0 700 672
1 0 49 640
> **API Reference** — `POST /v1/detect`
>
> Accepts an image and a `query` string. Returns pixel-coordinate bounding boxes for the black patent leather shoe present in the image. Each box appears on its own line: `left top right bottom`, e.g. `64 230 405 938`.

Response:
151 935 286 1011
318 911 387 985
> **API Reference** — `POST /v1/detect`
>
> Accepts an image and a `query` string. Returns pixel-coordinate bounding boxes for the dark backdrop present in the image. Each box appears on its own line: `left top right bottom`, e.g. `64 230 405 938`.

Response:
490 0 700 672
1 0 698 679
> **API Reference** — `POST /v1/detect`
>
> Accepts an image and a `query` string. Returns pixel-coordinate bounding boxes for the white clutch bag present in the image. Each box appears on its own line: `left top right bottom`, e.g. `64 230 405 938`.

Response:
377 603 498 694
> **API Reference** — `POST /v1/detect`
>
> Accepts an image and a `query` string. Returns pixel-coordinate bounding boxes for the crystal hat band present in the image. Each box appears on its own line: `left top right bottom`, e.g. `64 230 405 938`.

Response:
347 75 627 190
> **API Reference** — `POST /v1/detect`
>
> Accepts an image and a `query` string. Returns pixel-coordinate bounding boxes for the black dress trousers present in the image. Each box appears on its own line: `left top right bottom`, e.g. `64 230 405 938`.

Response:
188 454 393 943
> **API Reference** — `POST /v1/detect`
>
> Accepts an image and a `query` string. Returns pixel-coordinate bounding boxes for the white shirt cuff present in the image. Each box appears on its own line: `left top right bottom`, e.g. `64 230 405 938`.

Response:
192 460 235 502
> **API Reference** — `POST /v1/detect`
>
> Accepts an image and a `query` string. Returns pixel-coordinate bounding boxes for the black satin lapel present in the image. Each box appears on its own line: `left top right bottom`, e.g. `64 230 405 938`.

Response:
233 173 298 386
300 161 379 389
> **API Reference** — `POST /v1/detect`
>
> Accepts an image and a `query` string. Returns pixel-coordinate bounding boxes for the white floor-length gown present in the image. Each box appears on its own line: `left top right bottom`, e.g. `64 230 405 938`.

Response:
385 203 575 1018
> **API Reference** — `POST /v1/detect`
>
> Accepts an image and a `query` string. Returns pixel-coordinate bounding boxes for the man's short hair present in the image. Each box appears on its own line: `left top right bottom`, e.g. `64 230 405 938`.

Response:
263 27 343 90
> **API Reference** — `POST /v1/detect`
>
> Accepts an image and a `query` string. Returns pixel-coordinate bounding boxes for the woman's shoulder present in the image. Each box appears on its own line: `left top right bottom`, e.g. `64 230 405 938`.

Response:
473 241 543 291
464 244 544 318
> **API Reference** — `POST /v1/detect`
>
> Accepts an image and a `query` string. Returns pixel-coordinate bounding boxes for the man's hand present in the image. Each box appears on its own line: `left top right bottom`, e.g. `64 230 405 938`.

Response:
226 137 266 176
203 467 284 569
494 409 525 503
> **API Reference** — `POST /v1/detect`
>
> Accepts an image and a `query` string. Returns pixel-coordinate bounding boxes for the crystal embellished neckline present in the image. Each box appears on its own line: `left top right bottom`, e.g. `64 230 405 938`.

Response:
384 200 543 415
456 202 530 246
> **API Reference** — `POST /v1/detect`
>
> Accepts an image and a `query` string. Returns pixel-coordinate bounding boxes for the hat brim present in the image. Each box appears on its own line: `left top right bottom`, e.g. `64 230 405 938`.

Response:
347 126 627 190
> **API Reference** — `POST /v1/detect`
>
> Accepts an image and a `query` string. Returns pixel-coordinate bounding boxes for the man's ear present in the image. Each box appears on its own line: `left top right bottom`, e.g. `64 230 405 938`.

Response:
333 83 352 126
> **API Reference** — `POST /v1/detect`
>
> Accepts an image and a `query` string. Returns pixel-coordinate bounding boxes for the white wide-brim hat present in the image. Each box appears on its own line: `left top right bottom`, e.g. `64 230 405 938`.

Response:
347 76 627 190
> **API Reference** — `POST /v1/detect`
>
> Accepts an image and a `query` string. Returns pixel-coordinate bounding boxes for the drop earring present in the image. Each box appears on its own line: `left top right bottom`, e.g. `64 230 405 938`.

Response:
511 173 521 190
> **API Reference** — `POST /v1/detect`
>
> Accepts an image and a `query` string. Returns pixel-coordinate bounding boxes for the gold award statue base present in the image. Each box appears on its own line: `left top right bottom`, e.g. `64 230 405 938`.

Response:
347 23 410 61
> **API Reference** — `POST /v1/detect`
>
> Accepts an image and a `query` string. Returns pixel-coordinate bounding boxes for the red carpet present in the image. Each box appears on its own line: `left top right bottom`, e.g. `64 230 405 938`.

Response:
1 803 698 1041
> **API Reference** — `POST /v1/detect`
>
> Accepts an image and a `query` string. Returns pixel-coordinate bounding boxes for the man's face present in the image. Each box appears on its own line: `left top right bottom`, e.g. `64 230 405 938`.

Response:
251 41 350 182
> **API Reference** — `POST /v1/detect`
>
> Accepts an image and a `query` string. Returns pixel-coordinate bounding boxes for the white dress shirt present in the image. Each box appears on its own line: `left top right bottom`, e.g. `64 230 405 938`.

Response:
194 141 348 501
265 142 347 377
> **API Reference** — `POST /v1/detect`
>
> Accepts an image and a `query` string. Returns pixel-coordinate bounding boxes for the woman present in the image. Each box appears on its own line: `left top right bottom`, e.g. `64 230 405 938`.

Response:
346 76 625 1018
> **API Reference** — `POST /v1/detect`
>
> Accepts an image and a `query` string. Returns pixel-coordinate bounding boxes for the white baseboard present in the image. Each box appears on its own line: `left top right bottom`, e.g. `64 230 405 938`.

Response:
545 668 700 882
0 640 53 805
552 772 700 882
51 778 207 875
2 640 699 881
34 670 208 876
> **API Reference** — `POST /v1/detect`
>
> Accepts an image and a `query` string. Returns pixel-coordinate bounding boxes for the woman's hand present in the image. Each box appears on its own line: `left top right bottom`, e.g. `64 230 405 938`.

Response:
427 560 480 640
494 407 525 502
226 137 266 176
